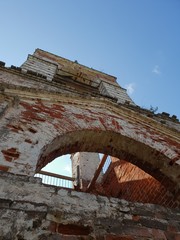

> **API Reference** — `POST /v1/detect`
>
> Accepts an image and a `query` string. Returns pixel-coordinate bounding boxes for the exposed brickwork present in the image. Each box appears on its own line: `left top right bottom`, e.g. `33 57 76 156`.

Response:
21 54 58 81
49 222 92 235
1 97 177 177
102 158 179 208
0 49 179 238
0 165 9 172
1 147 20 162
0 172 179 239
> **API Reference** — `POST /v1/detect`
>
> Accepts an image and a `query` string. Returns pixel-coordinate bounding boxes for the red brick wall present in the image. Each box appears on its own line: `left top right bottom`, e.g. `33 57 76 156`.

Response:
102 157 179 208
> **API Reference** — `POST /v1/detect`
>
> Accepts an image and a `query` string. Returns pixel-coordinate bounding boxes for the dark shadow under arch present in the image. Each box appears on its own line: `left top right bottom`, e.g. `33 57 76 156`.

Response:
36 129 180 200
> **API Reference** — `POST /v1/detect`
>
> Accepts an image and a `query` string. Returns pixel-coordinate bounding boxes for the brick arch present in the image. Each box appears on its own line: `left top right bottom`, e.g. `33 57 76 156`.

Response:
0 96 179 196
36 129 179 199
0 97 179 201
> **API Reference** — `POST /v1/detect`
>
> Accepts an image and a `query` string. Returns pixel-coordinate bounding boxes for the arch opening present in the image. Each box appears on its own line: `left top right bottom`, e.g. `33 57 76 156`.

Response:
35 154 73 188
34 129 180 208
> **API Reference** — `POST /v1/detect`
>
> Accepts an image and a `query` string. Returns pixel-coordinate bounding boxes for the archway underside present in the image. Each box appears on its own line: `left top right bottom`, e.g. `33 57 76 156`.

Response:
36 130 180 207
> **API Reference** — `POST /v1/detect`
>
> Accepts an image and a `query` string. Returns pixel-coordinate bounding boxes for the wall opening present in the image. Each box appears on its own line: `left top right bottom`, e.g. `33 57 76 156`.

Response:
35 152 111 189
34 150 179 208
34 129 179 208
35 154 74 188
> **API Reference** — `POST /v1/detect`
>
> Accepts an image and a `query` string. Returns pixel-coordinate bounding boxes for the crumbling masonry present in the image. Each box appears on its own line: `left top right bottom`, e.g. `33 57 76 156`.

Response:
0 49 179 239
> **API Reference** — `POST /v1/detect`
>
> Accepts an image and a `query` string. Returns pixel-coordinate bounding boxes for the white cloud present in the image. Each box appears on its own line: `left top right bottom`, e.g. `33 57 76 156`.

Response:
64 164 71 174
152 65 161 75
125 83 135 95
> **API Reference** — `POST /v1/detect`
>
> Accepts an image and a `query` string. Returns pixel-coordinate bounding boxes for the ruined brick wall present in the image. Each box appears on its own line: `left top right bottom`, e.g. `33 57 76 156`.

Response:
102 158 179 208
0 49 180 239
0 89 179 202
0 172 180 240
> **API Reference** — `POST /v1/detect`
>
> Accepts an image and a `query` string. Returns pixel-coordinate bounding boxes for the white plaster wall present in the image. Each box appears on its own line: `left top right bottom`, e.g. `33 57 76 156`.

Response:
71 152 103 186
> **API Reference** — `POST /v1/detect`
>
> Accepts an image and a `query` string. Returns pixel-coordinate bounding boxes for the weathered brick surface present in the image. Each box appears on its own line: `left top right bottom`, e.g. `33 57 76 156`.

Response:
0 49 180 239
21 54 58 81
0 172 179 239
0 93 179 202
102 158 179 208
99 81 135 105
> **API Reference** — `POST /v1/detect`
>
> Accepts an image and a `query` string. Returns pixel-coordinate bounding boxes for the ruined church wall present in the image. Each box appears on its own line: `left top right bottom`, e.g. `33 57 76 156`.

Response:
0 171 179 240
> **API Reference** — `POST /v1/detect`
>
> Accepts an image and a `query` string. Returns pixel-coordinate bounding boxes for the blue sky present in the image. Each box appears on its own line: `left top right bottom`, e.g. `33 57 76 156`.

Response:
1 0 180 118
1 1 180 176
